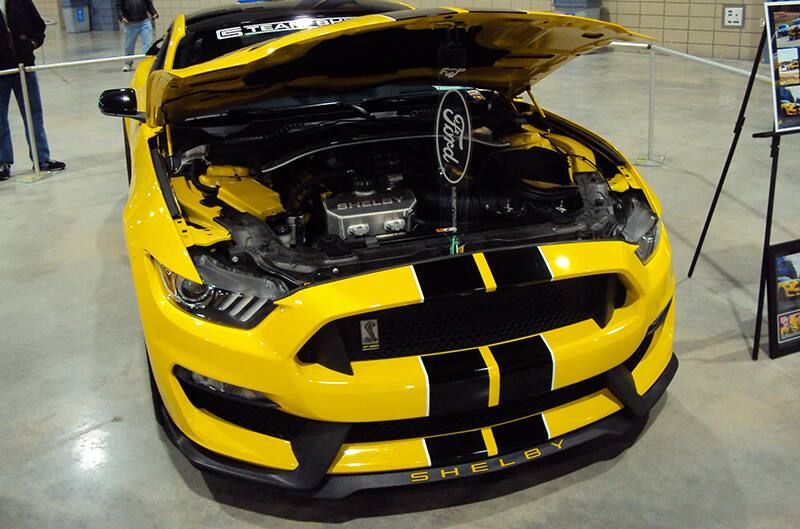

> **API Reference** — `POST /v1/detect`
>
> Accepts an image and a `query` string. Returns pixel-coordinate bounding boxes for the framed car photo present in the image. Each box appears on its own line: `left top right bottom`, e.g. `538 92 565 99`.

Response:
765 1 800 133
767 239 800 358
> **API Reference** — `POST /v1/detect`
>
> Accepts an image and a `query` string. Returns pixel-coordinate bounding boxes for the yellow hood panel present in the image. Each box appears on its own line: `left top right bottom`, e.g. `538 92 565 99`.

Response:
148 10 650 125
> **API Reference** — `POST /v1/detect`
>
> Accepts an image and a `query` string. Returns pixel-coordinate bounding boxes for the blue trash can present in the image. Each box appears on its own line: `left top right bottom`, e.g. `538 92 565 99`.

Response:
553 0 603 20
60 0 91 34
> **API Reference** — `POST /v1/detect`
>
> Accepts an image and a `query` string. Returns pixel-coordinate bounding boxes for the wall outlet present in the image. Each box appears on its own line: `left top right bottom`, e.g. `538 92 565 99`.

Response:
722 5 745 28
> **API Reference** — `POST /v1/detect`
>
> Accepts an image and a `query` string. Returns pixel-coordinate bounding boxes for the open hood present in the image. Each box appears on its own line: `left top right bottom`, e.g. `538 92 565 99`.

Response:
147 9 650 125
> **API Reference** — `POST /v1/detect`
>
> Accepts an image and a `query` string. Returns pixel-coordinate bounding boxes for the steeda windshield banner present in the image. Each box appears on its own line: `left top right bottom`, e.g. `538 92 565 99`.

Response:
216 17 352 40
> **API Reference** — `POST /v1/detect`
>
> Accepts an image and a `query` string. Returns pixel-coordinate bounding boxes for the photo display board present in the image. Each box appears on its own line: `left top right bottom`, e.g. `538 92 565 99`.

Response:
765 1 800 132
768 240 800 358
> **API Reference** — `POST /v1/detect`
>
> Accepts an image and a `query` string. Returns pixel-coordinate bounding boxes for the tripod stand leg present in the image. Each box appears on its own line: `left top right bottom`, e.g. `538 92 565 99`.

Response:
752 133 781 361
688 30 767 278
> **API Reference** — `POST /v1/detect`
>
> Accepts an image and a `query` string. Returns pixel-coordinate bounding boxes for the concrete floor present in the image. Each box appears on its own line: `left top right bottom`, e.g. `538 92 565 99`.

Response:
2 33 800 529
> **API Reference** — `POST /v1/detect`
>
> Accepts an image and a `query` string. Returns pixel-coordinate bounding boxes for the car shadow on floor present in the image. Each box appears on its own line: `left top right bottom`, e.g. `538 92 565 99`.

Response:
162 397 667 523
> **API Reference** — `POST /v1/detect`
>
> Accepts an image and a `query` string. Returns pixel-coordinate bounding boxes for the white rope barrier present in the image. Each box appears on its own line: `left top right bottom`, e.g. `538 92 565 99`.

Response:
610 41 772 166
3 40 774 181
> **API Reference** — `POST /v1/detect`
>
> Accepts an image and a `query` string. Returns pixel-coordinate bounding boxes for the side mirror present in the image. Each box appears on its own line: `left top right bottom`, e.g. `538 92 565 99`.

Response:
99 88 144 121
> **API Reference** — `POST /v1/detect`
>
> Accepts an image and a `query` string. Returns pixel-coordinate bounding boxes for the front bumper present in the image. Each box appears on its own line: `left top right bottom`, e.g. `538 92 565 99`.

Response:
161 353 677 498
133 234 676 493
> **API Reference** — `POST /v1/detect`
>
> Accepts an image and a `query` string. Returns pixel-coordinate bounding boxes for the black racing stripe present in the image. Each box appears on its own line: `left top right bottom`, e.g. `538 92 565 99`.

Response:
492 414 549 454
413 255 484 299
491 335 553 403
483 246 552 288
421 350 489 415
425 430 488 467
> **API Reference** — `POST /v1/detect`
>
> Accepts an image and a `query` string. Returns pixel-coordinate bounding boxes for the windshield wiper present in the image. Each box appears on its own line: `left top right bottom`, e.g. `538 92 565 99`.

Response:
226 100 372 118
187 90 441 124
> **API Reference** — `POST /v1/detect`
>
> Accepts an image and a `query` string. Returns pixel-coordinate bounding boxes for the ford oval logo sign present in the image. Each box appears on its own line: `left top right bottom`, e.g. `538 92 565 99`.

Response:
435 90 472 185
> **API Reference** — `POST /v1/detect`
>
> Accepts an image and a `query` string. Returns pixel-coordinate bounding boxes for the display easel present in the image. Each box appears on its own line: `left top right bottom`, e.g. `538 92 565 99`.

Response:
687 29 800 360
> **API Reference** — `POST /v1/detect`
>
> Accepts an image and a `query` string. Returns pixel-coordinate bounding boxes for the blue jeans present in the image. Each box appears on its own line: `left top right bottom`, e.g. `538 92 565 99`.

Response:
123 19 153 67
0 72 50 165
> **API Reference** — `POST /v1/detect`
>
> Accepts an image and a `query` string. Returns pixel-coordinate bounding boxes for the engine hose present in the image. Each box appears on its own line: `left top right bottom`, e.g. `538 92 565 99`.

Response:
182 159 217 194
286 170 348 215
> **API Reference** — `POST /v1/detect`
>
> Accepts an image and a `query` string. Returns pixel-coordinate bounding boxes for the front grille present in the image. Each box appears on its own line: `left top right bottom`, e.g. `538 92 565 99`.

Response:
346 375 606 443
175 299 664 448
178 371 604 445
325 274 621 361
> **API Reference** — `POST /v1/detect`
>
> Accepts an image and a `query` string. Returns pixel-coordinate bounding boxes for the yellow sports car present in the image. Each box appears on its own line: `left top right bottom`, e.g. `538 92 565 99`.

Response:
778 277 800 300
791 20 800 40
99 0 675 497
781 101 800 116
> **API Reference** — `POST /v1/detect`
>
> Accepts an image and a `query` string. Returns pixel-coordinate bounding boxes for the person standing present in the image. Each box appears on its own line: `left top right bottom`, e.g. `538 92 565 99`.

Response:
116 0 158 72
0 0 65 181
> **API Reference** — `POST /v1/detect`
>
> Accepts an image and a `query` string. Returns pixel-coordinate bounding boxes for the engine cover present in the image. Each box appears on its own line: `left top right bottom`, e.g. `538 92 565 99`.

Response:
324 189 416 239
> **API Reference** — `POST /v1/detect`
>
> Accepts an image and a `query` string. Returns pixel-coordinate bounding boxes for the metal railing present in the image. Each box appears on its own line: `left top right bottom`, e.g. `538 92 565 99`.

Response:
0 54 144 182
609 41 772 167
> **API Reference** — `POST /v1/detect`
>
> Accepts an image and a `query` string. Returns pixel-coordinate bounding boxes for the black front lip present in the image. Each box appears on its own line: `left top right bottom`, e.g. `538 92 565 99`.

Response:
159 353 678 499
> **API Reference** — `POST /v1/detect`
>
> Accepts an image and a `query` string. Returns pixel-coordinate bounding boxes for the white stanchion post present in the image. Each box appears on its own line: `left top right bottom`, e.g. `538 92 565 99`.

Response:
42 19 61 66
18 64 43 183
636 45 665 167
55 20 64 63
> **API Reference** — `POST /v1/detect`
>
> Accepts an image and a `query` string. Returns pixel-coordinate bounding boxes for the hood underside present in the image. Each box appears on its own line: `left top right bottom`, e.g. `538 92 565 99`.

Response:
148 9 650 125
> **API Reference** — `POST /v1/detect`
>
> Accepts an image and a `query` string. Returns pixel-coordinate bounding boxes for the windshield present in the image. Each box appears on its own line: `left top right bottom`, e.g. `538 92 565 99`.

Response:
173 16 352 69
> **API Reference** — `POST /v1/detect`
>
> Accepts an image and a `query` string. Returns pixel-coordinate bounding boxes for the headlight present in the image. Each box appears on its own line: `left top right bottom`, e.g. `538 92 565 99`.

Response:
156 256 289 328
635 220 661 262
620 195 662 263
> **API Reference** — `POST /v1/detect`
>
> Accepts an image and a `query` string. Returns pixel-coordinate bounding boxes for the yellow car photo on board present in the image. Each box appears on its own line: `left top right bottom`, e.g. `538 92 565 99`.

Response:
781 101 800 115
778 278 800 300
97 0 675 497
778 86 800 127
774 5 800 47
776 48 800 85
790 18 800 40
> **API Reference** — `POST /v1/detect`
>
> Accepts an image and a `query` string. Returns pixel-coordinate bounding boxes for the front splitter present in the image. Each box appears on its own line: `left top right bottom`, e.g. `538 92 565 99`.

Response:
160 354 678 499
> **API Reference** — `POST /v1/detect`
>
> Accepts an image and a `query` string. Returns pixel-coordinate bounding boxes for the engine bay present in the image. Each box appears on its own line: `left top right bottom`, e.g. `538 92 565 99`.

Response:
161 88 657 291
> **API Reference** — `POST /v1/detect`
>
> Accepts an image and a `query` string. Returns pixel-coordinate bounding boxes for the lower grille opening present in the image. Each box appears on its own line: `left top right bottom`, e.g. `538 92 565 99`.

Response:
175 301 665 447
346 376 606 443
176 374 606 445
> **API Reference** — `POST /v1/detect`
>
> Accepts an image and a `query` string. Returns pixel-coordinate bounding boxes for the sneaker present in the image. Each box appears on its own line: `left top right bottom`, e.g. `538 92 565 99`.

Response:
38 160 66 172
0 163 10 181
122 64 132 72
